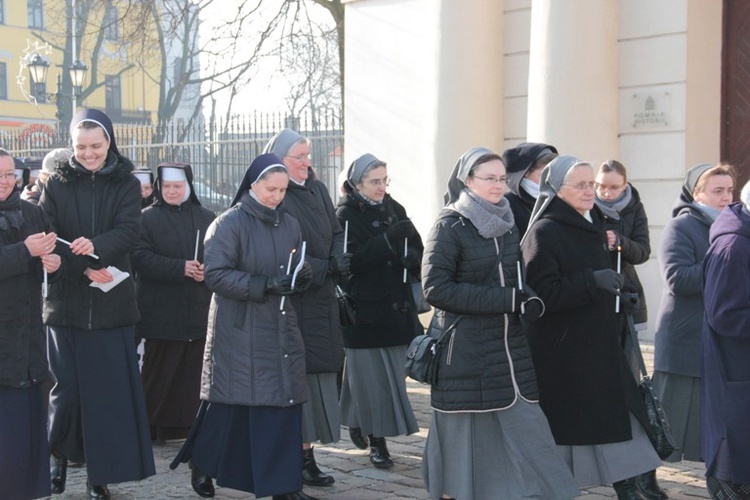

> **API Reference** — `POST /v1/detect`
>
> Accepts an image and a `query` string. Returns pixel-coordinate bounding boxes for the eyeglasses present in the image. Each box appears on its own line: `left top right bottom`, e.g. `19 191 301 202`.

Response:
473 176 508 185
365 177 390 187
563 181 596 191
285 153 312 161
0 173 17 181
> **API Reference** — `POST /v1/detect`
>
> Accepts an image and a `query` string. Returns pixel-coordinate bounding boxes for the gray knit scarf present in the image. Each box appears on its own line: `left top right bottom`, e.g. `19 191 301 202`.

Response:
448 188 515 239
595 184 632 221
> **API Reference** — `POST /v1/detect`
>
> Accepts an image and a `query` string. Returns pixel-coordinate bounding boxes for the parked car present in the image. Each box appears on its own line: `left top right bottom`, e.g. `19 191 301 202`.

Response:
193 181 232 214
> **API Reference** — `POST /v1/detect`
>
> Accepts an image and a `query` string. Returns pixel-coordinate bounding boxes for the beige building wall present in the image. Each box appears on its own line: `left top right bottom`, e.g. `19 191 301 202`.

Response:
345 0 723 336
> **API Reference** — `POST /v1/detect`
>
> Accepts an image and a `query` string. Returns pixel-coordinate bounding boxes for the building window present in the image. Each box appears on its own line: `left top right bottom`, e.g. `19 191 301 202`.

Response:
0 63 6 99
28 0 44 29
0 0 5 25
104 6 119 40
30 80 47 104
105 75 121 111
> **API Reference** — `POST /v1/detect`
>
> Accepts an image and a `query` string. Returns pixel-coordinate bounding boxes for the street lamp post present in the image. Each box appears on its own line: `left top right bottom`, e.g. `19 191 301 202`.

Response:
26 54 88 142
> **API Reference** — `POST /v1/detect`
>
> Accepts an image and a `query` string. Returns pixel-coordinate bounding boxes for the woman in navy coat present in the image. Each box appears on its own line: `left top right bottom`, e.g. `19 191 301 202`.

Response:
702 181 750 497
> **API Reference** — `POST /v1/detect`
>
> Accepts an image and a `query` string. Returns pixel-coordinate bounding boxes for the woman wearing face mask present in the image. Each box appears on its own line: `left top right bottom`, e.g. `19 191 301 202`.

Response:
421 147 577 500
39 109 155 499
171 154 316 500
131 163 216 496
522 156 662 499
653 164 735 464
501 142 558 237
336 153 422 469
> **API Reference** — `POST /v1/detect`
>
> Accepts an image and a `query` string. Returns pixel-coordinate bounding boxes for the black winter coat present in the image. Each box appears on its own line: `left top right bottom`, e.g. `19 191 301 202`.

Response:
40 152 142 329
599 185 650 325
201 193 307 407
336 190 423 349
522 197 647 445
422 210 538 411
282 171 345 373
505 191 535 237
132 201 215 341
0 189 53 387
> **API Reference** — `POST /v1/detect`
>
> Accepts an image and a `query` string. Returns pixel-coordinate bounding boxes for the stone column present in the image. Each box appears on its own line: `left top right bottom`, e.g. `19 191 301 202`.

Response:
527 0 618 162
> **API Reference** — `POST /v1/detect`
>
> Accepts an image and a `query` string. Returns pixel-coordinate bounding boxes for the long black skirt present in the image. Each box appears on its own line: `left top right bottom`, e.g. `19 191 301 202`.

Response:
47 325 156 485
0 384 50 500
172 401 303 497
142 338 204 439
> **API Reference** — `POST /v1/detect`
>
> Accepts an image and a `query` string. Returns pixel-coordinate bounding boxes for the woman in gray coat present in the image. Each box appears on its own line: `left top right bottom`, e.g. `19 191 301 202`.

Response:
653 163 734 463
171 154 317 500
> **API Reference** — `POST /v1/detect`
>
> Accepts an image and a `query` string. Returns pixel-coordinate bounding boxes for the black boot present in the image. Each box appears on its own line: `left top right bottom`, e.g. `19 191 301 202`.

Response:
302 447 334 486
190 461 215 498
368 436 393 469
50 455 67 494
613 477 643 500
272 491 320 500
635 470 668 500
86 482 111 499
349 427 369 450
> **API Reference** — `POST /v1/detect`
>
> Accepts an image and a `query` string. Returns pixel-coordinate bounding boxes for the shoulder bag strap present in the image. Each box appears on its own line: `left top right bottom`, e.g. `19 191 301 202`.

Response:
626 313 649 379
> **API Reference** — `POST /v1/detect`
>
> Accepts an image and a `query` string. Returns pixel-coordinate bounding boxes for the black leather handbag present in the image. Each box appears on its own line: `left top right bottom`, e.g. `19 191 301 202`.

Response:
405 317 461 385
335 285 357 327
627 315 678 459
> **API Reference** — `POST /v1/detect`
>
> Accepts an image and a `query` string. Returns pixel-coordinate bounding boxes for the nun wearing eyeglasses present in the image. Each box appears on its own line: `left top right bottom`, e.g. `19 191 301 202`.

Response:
335 153 422 469
265 129 348 487
171 154 317 500
420 147 576 500
39 109 155 499
131 163 215 448
521 156 662 498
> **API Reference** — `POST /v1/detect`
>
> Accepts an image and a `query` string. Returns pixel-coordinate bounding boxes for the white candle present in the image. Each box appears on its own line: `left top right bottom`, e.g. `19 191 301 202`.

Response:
194 230 201 261
615 246 622 313
279 248 296 311
343 220 348 253
403 236 408 283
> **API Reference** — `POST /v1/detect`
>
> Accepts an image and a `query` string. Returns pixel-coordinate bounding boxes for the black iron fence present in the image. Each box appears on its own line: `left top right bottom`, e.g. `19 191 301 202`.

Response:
2 109 344 213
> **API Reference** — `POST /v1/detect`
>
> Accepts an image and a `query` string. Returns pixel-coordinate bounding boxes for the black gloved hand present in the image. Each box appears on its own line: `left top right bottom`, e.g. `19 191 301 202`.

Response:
291 261 313 293
521 296 545 322
400 252 421 272
329 253 352 275
385 220 417 246
514 287 545 321
265 275 295 296
592 269 624 294
620 290 640 315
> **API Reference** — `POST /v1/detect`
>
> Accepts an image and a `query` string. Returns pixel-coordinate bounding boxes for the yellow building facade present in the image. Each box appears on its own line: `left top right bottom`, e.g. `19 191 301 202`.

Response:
0 0 161 142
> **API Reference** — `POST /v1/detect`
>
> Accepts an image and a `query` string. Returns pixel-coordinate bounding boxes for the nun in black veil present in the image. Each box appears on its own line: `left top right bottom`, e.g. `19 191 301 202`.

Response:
171 154 317 500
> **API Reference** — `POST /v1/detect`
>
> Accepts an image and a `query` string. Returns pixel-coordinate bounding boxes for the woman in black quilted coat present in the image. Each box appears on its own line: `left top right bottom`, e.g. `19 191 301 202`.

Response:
420 146 577 500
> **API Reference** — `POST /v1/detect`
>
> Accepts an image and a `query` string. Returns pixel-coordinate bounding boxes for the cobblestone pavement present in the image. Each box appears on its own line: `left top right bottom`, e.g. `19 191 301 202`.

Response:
48 343 709 499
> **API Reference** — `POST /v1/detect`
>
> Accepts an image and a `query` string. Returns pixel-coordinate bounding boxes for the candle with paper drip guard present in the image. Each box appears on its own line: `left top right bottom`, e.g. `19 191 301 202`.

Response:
279 248 296 311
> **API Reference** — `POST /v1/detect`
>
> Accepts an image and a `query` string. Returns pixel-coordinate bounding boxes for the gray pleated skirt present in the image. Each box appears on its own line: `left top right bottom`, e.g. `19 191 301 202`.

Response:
340 346 419 437
652 371 702 462
556 413 663 487
301 372 341 444
422 399 580 500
